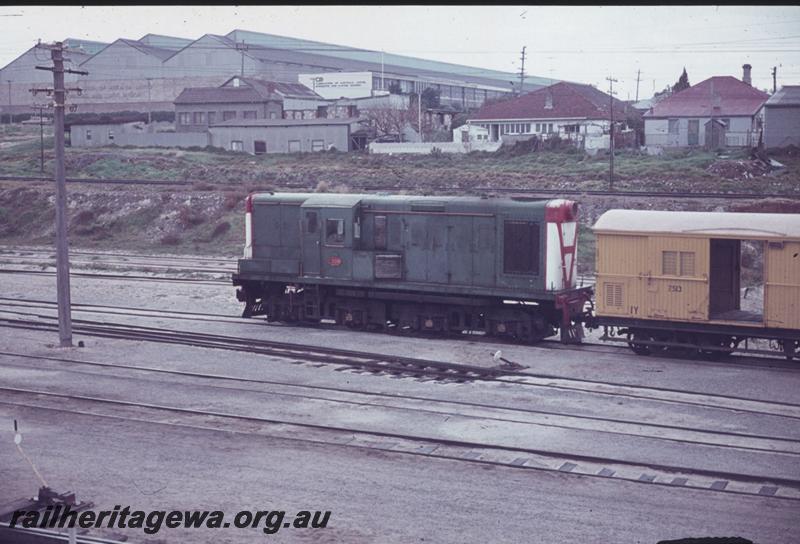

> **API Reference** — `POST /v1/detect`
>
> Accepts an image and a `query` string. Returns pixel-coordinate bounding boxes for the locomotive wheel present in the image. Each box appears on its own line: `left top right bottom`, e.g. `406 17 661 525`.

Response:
626 331 652 356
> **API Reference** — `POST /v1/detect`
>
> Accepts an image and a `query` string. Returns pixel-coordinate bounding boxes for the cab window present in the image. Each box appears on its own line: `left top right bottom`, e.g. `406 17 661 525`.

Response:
326 218 345 246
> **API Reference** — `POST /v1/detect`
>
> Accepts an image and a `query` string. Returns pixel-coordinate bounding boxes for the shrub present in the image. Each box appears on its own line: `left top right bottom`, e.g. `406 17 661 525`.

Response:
160 233 181 245
210 221 231 238
177 207 205 228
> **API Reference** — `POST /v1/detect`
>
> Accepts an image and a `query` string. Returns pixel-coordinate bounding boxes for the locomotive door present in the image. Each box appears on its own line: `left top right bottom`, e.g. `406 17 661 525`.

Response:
302 208 321 276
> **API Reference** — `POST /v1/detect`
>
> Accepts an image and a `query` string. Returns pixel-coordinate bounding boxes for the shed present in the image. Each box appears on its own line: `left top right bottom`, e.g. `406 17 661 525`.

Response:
763 85 800 149
593 210 800 330
208 117 355 154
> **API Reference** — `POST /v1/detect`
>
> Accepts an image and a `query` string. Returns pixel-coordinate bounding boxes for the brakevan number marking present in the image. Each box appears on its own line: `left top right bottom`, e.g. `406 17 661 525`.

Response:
668 285 682 292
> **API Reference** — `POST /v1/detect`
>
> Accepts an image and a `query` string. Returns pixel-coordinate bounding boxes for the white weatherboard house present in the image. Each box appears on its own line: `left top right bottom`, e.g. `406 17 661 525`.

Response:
643 65 769 149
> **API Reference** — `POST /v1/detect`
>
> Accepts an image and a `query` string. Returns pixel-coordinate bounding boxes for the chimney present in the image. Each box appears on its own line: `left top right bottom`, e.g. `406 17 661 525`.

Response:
742 64 752 86
233 77 240 88
544 91 553 110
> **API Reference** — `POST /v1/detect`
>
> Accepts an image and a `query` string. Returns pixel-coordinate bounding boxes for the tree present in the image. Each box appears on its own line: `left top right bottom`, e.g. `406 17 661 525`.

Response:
673 68 690 93
421 87 440 109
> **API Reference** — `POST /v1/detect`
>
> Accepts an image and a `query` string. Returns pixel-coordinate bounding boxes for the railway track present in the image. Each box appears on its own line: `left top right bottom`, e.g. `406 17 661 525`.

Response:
1 175 798 200
3 384 799 502
1 306 799 418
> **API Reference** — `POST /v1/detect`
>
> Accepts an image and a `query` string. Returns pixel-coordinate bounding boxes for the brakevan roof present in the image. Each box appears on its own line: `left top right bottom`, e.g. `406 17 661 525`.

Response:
593 210 800 239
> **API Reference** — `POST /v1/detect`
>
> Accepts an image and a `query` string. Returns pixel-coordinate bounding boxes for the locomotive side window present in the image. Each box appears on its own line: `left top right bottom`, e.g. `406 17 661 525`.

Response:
305 211 318 234
326 218 345 246
374 215 387 250
503 221 539 275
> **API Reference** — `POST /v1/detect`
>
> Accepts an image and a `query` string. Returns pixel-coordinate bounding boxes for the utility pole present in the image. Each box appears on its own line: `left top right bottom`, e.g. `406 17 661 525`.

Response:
146 78 153 125
236 41 248 77
772 66 777 93
635 69 641 102
32 41 87 348
33 103 47 172
6 80 11 125
518 46 526 95
417 88 423 142
606 76 618 191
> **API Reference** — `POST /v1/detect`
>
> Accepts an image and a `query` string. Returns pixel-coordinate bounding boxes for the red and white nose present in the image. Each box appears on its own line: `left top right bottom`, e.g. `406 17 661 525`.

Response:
244 194 254 258
545 199 579 291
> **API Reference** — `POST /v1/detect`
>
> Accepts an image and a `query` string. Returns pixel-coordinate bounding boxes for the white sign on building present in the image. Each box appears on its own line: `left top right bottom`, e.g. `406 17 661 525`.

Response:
299 72 374 99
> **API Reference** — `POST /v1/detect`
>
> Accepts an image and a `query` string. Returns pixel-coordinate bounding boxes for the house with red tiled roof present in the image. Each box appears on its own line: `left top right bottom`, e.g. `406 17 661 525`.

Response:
643 65 769 149
464 81 632 149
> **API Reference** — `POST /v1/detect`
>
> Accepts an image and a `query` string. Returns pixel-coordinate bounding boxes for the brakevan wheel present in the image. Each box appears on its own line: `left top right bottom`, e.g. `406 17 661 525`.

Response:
783 340 800 361
627 331 652 356
699 335 736 361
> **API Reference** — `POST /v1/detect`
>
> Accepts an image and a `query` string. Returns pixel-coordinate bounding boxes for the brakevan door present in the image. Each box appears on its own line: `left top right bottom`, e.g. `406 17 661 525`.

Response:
709 238 740 317
301 208 321 276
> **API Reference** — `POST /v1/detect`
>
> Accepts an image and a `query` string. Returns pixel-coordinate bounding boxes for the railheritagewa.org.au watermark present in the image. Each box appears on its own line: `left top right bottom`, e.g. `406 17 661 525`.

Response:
9 504 331 536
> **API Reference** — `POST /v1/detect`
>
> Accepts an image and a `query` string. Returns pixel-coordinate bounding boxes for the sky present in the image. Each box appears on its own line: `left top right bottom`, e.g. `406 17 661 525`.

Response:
1 5 799 100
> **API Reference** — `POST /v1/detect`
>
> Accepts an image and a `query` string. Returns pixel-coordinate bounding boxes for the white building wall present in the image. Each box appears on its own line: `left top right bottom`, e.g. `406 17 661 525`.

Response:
645 115 757 148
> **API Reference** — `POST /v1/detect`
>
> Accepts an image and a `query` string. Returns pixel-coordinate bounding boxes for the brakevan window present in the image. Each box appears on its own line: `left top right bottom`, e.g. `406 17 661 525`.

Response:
305 211 318 234
311 139 325 152
288 140 301 153
662 251 695 276
108 130 114 141
230 140 243 152
86 129 92 141
254 141 266 155
325 218 345 246
503 221 540 275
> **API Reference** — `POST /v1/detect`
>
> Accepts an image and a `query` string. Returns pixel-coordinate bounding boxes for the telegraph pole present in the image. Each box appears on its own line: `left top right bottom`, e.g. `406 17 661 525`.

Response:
146 78 153 125
635 69 641 102
32 41 87 347
236 41 248 77
6 80 11 125
518 46 526 95
772 66 777 93
606 76 618 191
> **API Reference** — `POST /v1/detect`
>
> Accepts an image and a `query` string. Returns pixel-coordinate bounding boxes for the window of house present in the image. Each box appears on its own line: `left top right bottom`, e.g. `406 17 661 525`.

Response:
269 111 277 119
207 112 216 125
548 123 554 133
325 218 345 246
254 141 266 155
178 112 191 125
230 140 243 152
503 221 540 275
193 112 206 124
535 123 541 133
311 139 325 152
525 123 531 133
317 106 328 118
86 129 92 141
668 119 679 134
222 111 236 121
243 110 257 120
108 130 114 142
288 140 301 153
